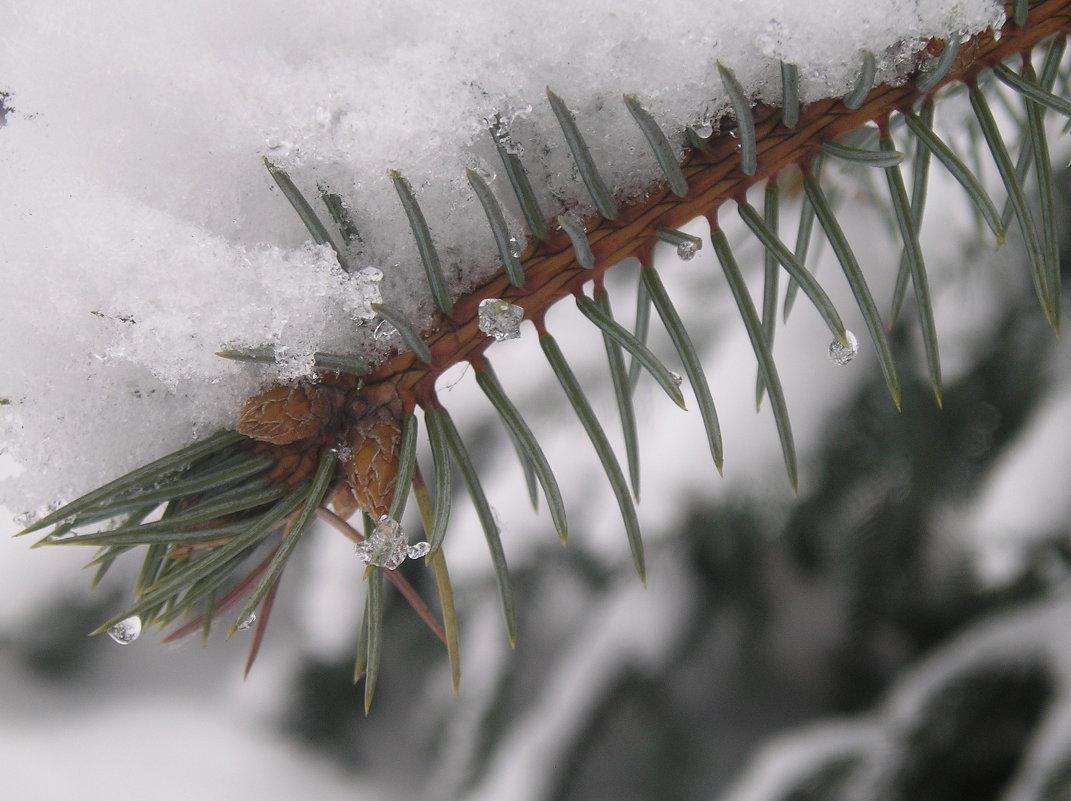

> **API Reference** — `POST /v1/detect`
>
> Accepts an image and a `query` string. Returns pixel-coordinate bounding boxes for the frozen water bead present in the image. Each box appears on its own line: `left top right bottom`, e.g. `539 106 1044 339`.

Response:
107 615 142 645
407 541 431 559
829 330 860 366
236 612 257 631
478 298 524 342
355 516 430 570
676 240 698 261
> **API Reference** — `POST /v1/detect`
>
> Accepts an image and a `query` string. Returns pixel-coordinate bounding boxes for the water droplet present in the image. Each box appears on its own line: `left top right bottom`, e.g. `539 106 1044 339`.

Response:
508 236 522 259
373 319 397 341
236 612 257 631
693 122 713 138
829 330 860 366
670 371 683 386
407 541 431 560
353 266 384 324
107 616 142 645
478 298 524 342
676 240 698 261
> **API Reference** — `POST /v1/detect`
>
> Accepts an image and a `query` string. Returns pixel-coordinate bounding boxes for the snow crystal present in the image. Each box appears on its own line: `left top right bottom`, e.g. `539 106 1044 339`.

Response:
0 0 1006 513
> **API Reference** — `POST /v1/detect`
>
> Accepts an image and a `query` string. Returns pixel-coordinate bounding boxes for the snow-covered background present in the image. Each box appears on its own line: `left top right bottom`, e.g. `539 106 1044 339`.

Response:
5 1 1071 799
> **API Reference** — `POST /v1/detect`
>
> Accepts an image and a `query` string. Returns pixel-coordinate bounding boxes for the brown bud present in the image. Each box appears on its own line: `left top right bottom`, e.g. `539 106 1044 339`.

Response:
341 400 403 519
255 439 324 489
329 481 361 521
237 384 333 445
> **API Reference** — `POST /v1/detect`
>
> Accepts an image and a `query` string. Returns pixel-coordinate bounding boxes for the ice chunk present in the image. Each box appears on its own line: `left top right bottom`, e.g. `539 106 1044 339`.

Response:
355 516 429 570
676 240 699 261
478 299 525 342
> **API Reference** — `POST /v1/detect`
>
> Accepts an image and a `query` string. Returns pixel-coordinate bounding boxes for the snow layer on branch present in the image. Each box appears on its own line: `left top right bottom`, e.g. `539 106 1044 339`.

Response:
0 0 1005 514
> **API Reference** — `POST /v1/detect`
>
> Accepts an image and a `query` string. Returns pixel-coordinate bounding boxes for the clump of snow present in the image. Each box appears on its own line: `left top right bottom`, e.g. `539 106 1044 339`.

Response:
0 0 1006 514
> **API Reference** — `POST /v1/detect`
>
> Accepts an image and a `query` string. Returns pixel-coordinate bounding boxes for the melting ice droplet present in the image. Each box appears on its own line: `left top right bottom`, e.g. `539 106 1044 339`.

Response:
407 541 431 560
236 612 257 631
478 298 524 342
676 240 698 261
829 330 860 366
107 615 142 645
354 516 430 570
353 266 384 324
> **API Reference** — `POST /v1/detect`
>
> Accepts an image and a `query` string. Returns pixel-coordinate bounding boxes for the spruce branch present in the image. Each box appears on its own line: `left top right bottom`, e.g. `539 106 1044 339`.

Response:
19 1 1071 704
